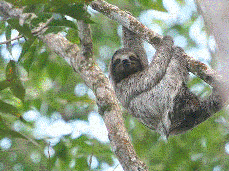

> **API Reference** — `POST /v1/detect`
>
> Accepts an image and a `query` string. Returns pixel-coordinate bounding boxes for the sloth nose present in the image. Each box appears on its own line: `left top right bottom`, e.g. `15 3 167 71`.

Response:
122 59 130 65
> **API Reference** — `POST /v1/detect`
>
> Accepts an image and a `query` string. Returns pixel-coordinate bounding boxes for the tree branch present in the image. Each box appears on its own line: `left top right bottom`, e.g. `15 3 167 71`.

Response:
0 1 148 170
0 16 54 45
90 0 224 90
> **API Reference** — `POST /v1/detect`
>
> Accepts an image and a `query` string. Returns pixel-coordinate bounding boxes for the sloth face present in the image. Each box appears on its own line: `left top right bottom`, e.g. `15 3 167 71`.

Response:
110 48 143 83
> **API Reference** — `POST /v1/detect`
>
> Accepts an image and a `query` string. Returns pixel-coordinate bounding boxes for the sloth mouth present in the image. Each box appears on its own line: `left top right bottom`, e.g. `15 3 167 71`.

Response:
123 62 131 68
122 59 131 66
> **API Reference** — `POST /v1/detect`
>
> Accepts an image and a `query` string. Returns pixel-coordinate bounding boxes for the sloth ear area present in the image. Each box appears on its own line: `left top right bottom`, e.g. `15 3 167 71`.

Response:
113 59 121 66
129 55 138 61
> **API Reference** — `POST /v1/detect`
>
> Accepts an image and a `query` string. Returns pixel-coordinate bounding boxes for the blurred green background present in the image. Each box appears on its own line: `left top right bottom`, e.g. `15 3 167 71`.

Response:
0 0 228 170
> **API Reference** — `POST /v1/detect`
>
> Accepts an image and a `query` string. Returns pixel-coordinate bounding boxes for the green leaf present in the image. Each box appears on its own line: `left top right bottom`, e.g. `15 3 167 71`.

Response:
7 18 34 40
75 157 88 170
0 100 20 117
43 26 64 34
10 80 25 102
6 60 18 82
5 0 48 6
137 0 167 12
31 51 49 72
31 13 53 27
5 60 25 101
0 20 5 33
19 39 36 62
19 39 39 72
66 28 80 44
55 4 93 23
23 3 45 13
5 25 12 55
48 17 78 30
0 80 11 91
0 118 25 139
55 143 70 162
46 56 62 80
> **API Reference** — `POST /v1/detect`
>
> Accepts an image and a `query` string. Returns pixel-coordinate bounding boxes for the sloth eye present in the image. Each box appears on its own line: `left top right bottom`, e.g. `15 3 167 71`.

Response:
129 56 137 61
113 59 121 66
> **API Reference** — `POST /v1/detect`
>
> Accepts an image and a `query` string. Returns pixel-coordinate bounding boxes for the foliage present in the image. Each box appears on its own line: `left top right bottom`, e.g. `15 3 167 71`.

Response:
0 0 229 171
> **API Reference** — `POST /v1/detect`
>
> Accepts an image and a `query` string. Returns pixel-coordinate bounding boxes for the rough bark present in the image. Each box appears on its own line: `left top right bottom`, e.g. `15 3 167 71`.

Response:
0 1 148 170
90 0 226 97
0 0 228 170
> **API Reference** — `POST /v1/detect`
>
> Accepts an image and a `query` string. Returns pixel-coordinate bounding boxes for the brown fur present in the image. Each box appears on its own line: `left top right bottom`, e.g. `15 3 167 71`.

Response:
109 28 223 138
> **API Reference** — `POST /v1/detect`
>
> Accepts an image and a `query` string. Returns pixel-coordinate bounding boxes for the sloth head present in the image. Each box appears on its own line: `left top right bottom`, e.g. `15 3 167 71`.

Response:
110 48 144 83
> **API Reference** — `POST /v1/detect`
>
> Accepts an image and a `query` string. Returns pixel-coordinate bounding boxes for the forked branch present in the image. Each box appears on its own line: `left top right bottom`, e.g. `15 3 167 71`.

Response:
90 0 224 92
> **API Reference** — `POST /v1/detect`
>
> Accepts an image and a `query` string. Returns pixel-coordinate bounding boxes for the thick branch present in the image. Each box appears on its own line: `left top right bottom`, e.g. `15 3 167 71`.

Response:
41 33 148 171
0 1 148 170
90 0 223 89
91 0 162 48
76 20 94 60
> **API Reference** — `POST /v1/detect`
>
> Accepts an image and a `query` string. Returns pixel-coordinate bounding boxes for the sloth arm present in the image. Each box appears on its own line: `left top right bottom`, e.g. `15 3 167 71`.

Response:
118 36 175 96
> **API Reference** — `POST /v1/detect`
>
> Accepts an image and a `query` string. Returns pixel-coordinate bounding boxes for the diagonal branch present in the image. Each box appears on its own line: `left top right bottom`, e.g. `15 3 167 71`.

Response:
0 16 54 45
0 1 148 170
90 0 223 89
41 30 148 171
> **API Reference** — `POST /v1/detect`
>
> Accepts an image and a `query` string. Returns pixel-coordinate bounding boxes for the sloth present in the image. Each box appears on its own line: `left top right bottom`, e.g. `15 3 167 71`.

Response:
109 27 223 138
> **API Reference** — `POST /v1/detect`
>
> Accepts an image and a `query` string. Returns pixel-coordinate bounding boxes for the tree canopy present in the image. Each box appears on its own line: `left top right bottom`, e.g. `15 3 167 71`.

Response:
0 0 229 170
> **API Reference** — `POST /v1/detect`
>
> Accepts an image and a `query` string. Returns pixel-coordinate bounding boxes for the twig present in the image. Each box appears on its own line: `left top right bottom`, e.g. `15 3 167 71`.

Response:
0 34 23 45
48 142 51 171
32 16 54 35
88 153 93 171
90 0 223 88
113 164 120 171
0 1 149 170
0 16 54 45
